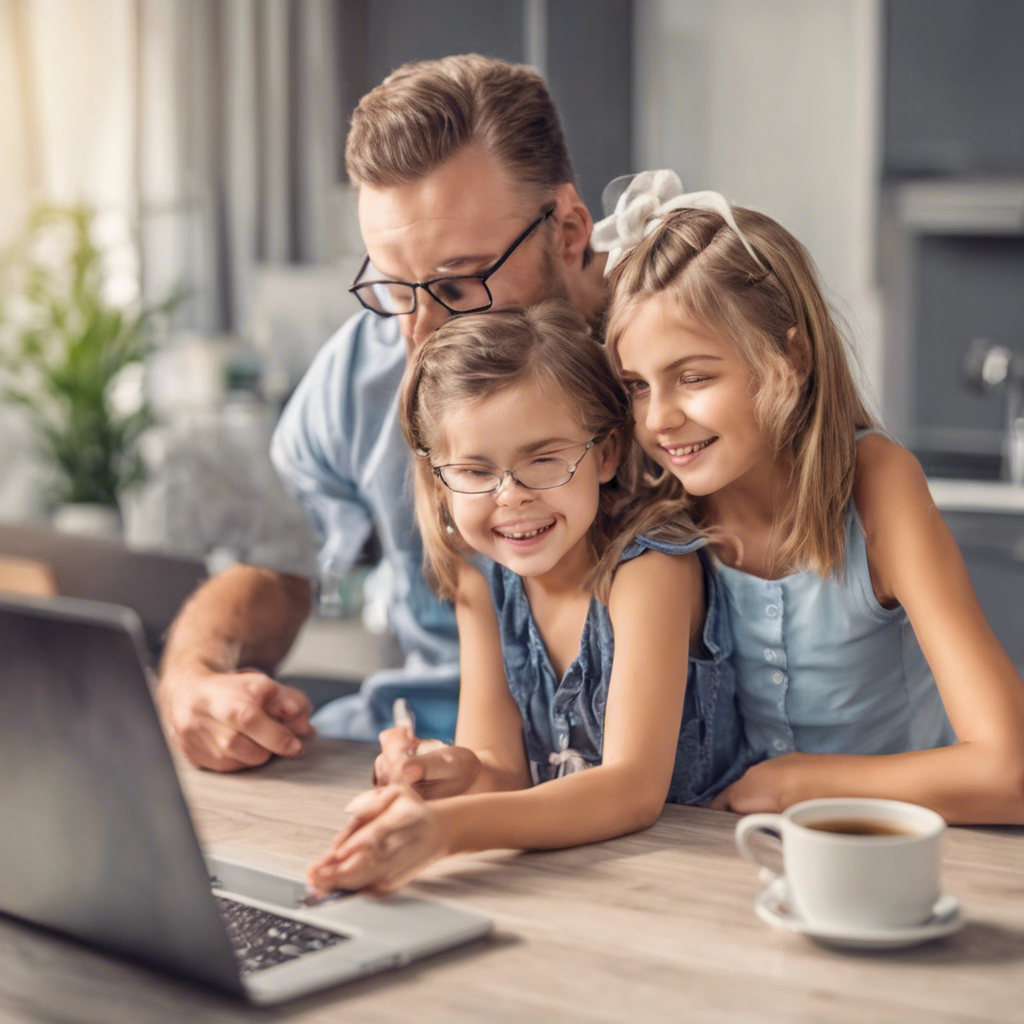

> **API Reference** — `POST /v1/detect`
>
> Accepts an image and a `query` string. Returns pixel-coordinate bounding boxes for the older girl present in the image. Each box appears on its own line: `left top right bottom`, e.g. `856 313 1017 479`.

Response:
599 172 1024 823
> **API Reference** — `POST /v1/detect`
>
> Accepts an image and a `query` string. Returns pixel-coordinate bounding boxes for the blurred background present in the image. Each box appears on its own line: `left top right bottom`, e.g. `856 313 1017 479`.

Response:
1 0 1022 666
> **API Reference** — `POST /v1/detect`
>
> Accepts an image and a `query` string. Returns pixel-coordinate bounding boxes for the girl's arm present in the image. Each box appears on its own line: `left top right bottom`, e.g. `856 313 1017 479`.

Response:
449 562 535 794
373 561 533 797
307 551 703 892
715 436 1024 824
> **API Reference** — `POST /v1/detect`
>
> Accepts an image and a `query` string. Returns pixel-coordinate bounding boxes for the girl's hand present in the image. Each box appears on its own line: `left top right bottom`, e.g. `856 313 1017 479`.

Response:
710 753 810 814
306 785 446 894
374 730 482 798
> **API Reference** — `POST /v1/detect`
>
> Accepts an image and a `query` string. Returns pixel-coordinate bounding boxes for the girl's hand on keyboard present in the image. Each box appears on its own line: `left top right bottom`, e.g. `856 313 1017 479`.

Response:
306 784 445 894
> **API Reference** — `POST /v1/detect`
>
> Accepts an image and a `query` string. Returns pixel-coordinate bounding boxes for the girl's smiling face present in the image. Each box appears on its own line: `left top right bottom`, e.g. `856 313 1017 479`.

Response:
616 292 773 500
435 378 617 583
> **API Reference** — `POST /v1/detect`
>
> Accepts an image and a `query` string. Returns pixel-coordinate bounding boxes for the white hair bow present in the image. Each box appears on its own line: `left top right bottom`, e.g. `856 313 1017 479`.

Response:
591 169 764 275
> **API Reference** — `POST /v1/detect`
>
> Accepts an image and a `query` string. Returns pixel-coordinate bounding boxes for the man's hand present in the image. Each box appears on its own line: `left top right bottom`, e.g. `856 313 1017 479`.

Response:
157 564 315 771
160 665 313 772
373 724 481 798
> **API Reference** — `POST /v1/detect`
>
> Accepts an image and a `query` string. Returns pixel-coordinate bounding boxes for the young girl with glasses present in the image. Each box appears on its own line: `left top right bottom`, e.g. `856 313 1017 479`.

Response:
307 300 753 894
598 172 1024 824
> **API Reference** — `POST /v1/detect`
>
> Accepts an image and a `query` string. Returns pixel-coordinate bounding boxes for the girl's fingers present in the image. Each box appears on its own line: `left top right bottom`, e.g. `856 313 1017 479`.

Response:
343 783 405 820
332 796 421 862
309 847 377 892
325 815 364 851
314 792 433 889
315 785 407 866
307 786 436 894
708 790 731 810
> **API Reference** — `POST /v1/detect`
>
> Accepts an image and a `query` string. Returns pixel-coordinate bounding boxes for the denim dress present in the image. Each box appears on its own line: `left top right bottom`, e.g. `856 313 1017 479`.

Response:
483 535 757 804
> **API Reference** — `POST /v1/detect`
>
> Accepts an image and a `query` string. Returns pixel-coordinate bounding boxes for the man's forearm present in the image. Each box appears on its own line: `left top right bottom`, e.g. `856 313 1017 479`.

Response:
160 565 313 679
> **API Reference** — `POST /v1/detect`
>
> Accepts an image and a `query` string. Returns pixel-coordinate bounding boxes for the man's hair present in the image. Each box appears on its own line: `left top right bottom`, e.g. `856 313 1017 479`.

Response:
346 54 575 200
605 207 876 579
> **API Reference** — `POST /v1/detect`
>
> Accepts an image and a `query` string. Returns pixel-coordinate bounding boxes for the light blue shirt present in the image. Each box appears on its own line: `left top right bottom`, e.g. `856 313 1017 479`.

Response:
270 311 459 740
715 505 956 759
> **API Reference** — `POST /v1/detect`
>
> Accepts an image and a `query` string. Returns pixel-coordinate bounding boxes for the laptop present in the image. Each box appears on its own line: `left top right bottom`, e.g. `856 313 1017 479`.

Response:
0 521 207 648
0 593 492 1004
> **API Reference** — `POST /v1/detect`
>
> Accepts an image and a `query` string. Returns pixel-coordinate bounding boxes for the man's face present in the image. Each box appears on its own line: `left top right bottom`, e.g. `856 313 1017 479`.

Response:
357 145 563 352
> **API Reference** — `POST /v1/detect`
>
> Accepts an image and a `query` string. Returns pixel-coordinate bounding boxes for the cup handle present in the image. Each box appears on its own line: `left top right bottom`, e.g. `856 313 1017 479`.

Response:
734 813 785 881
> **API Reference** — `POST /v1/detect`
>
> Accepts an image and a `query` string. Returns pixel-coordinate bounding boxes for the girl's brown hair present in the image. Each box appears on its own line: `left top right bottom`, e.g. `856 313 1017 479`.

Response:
605 206 875 578
400 300 697 602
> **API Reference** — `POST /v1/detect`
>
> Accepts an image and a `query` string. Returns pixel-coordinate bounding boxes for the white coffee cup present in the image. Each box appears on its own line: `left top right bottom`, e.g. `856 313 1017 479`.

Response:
735 797 946 931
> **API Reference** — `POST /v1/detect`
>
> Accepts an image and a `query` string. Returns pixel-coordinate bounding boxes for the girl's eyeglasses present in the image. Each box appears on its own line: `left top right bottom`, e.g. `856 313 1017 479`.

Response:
432 438 597 496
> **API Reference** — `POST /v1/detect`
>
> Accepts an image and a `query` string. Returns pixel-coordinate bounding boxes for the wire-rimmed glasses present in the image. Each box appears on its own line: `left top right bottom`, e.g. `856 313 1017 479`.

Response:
349 205 555 319
432 438 597 497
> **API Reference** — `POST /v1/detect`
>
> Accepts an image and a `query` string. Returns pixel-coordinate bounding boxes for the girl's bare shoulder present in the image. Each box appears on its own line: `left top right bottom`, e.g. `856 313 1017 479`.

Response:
454 560 491 607
853 433 932 521
853 434 943 601
608 548 704 630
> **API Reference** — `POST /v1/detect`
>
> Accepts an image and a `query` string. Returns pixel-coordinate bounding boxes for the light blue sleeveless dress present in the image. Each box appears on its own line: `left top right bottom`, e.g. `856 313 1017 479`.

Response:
483 535 758 805
715 439 956 759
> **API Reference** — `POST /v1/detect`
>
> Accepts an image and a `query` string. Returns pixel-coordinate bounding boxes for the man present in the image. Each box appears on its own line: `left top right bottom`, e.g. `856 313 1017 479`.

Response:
158 54 608 772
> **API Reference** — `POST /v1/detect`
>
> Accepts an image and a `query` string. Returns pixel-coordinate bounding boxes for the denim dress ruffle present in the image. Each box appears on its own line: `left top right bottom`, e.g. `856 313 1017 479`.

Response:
483 535 759 805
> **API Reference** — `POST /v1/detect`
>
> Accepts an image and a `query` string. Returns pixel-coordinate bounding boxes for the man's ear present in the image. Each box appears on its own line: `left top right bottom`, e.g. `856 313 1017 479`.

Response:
596 430 622 484
785 326 812 385
551 182 593 272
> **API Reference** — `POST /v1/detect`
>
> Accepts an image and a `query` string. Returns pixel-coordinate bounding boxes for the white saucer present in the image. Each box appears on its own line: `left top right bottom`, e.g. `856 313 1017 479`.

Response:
754 878 964 949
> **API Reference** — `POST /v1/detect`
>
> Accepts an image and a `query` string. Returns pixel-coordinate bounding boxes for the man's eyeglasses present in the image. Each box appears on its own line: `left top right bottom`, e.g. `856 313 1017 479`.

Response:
349 205 555 319
432 438 597 496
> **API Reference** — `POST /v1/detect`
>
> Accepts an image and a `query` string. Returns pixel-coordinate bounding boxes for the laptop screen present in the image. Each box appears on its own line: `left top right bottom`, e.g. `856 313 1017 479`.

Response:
0 594 243 995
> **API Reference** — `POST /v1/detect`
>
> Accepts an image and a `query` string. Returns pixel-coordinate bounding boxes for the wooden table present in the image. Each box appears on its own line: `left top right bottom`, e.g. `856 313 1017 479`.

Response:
2 739 1023 1023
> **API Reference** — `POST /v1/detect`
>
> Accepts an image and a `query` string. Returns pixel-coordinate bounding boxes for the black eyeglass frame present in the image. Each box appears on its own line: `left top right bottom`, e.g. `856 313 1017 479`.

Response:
431 438 598 497
349 205 556 318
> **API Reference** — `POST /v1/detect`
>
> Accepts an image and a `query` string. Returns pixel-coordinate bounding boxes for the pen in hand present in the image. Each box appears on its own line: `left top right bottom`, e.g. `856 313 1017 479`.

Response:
392 698 417 756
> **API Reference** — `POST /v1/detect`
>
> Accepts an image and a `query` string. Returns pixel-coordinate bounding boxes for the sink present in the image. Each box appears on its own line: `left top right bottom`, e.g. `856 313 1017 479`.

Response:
927 479 1024 514
941 509 1024 556
914 448 1002 481
916 444 1024 512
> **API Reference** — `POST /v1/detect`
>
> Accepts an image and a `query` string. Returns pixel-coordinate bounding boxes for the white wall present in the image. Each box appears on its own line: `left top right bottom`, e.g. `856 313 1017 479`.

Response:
634 0 884 412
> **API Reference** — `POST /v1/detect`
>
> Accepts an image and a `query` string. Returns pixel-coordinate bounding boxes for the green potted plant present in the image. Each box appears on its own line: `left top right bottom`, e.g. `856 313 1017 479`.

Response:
0 203 174 535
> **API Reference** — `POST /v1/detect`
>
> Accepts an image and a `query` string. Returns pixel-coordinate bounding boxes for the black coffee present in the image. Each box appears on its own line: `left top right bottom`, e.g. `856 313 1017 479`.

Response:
806 817 917 837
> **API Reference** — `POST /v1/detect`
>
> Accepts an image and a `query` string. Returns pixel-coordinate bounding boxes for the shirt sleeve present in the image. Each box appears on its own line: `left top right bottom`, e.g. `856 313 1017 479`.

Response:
269 314 378 580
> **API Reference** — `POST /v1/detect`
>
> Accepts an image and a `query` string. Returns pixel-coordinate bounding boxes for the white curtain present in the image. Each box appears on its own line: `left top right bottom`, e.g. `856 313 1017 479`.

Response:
0 0 136 251
1 0 346 325
137 0 347 333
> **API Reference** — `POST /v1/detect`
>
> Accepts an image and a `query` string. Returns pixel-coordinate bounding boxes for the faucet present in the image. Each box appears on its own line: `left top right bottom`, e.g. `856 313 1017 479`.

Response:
962 338 1024 485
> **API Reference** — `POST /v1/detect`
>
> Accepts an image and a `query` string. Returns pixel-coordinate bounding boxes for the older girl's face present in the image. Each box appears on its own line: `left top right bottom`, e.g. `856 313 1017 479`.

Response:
434 380 617 583
616 292 773 501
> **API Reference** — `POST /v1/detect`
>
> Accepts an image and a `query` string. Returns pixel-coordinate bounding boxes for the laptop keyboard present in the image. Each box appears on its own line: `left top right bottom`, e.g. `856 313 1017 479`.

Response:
213 895 348 975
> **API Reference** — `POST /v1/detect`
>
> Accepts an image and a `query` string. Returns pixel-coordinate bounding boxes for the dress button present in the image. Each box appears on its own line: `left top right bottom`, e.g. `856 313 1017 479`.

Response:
772 738 789 752
770 670 786 686
764 648 777 662
765 605 779 618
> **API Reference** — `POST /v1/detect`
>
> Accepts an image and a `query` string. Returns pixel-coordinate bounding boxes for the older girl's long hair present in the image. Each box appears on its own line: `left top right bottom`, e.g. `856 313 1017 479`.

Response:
605 207 875 578
400 300 697 602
